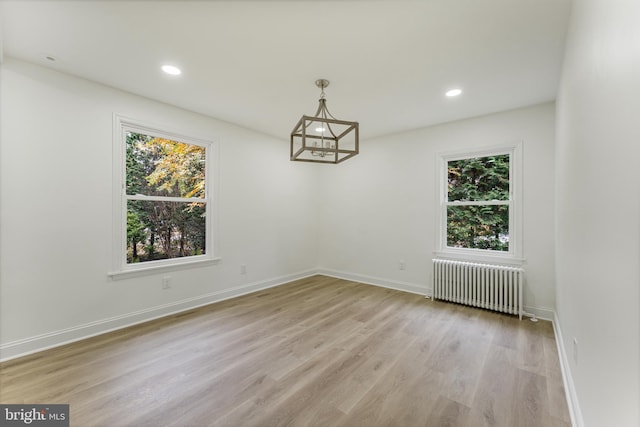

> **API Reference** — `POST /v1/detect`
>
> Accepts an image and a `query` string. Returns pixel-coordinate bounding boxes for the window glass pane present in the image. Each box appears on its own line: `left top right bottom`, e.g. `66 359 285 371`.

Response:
448 154 509 202
126 131 206 198
127 200 206 264
447 205 509 251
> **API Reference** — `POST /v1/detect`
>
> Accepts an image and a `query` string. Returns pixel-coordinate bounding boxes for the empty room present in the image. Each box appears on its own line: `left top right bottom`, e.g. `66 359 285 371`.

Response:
0 1 638 426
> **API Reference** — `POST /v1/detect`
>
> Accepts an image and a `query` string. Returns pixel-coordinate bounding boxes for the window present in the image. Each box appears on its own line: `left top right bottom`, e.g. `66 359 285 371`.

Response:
111 116 218 278
438 144 522 261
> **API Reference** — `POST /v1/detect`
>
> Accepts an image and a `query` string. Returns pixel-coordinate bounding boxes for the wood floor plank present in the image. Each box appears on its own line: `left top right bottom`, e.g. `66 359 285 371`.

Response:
307 325 416 415
430 395 472 427
0 275 571 426
337 340 446 427
510 368 550 427
428 317 493 406
468 344 518 427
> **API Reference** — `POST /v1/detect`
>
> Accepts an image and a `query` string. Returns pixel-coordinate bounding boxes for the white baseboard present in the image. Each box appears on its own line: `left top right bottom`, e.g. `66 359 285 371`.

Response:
317 268 555 320
523 305 555 321
0 269 317 362
552 312 584 427
316 268 430 296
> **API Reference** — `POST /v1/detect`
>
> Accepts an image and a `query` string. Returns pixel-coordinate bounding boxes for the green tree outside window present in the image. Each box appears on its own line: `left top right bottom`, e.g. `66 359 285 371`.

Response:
447 154 510 251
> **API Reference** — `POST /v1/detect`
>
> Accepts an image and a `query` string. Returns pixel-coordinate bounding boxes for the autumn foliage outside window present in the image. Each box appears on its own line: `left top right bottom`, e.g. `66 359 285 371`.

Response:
126 131 207 263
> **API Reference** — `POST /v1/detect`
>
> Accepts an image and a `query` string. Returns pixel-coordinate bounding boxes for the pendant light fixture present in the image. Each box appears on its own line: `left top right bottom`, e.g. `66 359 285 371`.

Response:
290 79 359 164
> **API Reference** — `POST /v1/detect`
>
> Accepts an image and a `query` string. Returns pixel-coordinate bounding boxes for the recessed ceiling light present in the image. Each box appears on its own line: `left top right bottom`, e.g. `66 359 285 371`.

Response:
161 65 182 76
446 88 463 97
315 127 326 133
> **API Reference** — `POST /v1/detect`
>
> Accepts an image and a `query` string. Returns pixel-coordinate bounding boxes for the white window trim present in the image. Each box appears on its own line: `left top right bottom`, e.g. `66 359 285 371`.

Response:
435 142 524 266
109 114 220 280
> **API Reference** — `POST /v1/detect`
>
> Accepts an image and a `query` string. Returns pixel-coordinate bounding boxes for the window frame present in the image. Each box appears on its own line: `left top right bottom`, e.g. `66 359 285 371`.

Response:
435 142 523 265
109 115 220 279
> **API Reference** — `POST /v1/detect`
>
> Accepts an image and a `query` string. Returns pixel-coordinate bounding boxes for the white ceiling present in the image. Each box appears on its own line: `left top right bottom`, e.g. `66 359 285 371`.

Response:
0 0 572 140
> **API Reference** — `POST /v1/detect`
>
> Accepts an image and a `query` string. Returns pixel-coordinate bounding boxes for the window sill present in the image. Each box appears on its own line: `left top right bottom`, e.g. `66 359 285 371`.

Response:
433 250 525 267
108 257 221 281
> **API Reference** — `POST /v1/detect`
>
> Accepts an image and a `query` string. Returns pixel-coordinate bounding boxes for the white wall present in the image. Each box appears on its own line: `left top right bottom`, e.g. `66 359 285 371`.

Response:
0 59 559 361
317 103 557 316
555 0 640 426
0 58 320 359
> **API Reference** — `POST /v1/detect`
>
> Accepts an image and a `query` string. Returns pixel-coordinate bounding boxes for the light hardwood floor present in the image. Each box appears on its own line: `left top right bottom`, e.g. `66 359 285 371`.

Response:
0 275 571 426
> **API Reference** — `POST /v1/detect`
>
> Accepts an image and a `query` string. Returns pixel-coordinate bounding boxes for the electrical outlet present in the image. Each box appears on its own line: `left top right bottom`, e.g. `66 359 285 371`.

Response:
161 276 171 290
240 264 247 275
399 260 406 270
572 338 578 364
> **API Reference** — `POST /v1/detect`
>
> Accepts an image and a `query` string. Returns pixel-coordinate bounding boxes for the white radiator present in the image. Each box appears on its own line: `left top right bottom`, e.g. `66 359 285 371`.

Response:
432 259 524 319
